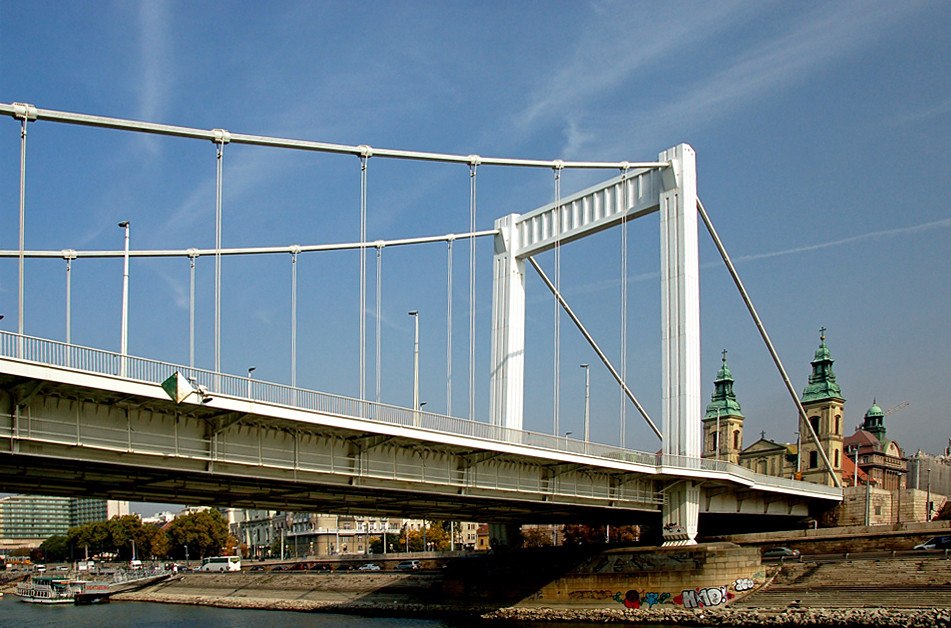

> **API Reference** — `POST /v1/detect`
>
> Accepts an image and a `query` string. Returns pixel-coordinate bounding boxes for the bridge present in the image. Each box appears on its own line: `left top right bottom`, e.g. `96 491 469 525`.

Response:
0 103 841 545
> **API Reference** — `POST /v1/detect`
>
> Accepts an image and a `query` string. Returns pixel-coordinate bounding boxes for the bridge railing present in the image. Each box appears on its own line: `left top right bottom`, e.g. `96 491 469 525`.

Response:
0 331 838 498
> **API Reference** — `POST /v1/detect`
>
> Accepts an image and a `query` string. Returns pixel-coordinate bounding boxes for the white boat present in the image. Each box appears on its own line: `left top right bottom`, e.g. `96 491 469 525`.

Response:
14 576 89 604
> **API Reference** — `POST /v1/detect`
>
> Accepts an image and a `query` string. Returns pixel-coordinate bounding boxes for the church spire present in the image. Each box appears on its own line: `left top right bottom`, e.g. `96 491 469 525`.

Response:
704 349 744 419
802 327 844 403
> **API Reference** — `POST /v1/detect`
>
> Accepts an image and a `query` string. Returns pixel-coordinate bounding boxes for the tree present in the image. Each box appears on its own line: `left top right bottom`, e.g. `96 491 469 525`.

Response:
39 535 69 562
108 515 147 560
521 528 553 548
142 524 170 559
166 510 230 560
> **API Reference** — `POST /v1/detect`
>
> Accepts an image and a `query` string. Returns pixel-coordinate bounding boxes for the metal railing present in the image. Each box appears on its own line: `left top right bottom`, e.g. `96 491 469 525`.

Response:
0 331 840 499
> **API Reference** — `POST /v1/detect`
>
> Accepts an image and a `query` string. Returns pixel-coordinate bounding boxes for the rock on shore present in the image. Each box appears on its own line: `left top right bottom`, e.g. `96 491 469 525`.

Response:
482 606 951 627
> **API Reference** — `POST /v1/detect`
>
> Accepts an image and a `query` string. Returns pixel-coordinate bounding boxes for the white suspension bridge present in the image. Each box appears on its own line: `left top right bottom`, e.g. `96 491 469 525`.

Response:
0 102 840 545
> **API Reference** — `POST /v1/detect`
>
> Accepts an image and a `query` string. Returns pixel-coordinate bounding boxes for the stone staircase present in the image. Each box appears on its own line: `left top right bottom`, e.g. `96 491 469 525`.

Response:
734 557 951 609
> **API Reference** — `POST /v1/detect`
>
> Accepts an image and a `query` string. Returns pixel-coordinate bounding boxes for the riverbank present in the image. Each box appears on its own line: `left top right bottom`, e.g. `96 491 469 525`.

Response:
484 606 951 627
113 590 951 627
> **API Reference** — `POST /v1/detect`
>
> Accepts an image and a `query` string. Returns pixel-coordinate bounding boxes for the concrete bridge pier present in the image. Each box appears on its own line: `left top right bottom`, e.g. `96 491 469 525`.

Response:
488 522 524 550
662 480 700 545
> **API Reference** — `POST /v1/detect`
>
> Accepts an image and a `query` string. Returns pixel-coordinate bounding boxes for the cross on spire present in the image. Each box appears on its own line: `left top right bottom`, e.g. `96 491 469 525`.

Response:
721 348 728 363
819 326 827 342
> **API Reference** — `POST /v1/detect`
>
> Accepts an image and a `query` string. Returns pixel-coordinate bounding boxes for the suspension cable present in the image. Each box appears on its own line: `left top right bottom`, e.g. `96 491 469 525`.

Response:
552 161 564 437
527 256 662 440
64 251 75 345
446 236 454 416
376 242 384 405
619 166 630 447
15 104 36 352
1 102 666 171
696 198 840 487
291 248 299 389
359 149 370 401
468 159 478 421
213 130 229 374
187 249 198 369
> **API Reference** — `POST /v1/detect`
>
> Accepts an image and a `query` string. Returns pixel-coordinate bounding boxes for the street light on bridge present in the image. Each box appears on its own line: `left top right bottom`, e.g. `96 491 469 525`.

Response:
580 363 590 445
248 366 256 398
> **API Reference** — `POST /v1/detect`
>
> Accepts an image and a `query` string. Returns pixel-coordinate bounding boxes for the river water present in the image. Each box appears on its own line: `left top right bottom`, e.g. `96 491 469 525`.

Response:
0 594 640 627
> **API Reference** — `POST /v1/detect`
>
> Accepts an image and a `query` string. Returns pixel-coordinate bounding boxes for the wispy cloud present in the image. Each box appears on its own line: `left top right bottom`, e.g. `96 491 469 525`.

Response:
510 2 922 160
556 215 951 298
725 216 951 265
136 0 172 154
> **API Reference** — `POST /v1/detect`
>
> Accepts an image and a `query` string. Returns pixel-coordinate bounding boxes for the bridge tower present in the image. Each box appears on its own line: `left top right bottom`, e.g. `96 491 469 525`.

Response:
489 143 702 545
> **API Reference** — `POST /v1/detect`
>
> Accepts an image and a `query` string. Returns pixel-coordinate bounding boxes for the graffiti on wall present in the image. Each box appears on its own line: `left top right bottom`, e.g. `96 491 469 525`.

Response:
612 577 758 609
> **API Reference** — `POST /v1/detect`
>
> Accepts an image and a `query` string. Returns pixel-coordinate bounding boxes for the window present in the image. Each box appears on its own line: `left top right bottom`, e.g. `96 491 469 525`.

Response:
809 416 820 434
874 506 882 516
809 451 818 469
733 430 740 449
834 449 839 467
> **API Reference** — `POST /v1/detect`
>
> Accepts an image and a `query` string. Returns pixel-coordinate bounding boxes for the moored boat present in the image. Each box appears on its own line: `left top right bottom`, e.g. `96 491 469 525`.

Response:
14 576 89 604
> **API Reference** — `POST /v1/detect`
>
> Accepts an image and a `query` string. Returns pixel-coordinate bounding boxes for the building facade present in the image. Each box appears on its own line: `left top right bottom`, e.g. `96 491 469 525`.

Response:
0 495 128 550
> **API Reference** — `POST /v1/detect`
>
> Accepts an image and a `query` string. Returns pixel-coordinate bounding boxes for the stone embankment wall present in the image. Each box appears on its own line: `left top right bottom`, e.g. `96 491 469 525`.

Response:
535 543 763 609
712 520 951 554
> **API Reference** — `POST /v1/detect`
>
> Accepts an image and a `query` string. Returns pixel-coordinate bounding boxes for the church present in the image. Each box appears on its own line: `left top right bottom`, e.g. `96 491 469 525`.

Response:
700 331 907 491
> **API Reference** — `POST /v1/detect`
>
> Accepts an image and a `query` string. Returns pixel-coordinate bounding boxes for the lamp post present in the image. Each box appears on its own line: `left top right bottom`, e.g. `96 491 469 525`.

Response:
247 366 256 398
851 445 859 487
118 221 130 376
927 468 933 521
564 431 572 449
409 311 419 426
795 431 801 478
580 364 590 445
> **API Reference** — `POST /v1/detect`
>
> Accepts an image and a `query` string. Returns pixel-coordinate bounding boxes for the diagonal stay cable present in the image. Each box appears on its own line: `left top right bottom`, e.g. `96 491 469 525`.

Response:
696 198 840 488
527 255 662 441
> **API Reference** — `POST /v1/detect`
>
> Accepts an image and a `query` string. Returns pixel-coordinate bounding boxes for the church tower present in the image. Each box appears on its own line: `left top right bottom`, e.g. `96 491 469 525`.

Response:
702 350 744 464
861 401 887 442
799 328 845 485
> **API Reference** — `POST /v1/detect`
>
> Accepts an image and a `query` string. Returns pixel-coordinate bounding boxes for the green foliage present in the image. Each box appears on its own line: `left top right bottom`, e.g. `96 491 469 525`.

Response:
520 528 553 548
395 524 451 552
66 515 172 560
39 535 69 562
166 509 230 560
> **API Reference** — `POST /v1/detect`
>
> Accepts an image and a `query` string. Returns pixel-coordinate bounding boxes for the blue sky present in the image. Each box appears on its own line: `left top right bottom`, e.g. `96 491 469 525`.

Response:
2 2 950 513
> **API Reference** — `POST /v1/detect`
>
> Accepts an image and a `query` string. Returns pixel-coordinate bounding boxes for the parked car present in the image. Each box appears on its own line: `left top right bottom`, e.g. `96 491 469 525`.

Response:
357 563 381 571
335 564 355 572
271 565 291 571
762 547 800 560
308 563 331 572
914 536 951 550
394 560 421 571
248 565 266 572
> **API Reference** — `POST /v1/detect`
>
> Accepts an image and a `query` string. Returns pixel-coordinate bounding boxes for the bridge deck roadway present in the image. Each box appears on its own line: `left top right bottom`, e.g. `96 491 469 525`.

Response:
0 333 839 526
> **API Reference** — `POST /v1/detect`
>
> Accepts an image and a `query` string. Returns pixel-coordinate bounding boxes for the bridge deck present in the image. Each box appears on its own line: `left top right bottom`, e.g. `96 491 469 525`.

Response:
0 332 839 523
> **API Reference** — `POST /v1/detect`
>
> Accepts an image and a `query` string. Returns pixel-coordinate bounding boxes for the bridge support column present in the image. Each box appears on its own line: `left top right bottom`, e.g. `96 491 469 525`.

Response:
487 522 522 550
663 480 700 545
489 214 526 431
659 144 700 460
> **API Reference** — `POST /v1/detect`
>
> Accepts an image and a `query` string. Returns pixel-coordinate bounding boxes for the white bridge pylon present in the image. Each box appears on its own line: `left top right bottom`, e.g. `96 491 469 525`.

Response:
490 144 701 544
